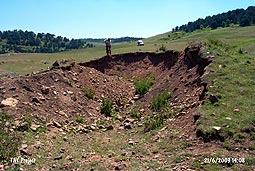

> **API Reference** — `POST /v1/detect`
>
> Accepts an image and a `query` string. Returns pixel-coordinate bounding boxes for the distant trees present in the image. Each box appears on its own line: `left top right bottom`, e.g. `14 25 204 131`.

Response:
0 30 90 54
173 6 255 33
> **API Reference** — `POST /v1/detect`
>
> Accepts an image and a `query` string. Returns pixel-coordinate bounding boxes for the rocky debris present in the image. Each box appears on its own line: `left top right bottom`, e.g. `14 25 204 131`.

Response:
208 94 218 104
114 163 127 170
233 108 240 112
122 118 135 129
53 121 62 128
31 97 41 104
41 85 50 94
30 124 40 131
212 126 221 131
0 97 18 107
128 139 135 145
19 144 32 156
52 61 60 68
54 155 63 160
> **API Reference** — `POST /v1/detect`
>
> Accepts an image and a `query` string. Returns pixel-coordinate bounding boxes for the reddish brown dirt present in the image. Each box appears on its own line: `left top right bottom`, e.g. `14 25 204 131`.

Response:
81 45 211 137
0 45 211 134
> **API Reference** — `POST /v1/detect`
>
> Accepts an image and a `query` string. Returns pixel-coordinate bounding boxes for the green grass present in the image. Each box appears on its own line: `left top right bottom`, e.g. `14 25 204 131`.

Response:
0 113 21 163
134 76 155 95
81 86 95 99
151 92 171 111
196 35 255 143
100 99 113 117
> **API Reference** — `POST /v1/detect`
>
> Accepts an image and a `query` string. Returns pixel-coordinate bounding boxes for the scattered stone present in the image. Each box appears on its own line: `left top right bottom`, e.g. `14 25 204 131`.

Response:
128 139 135 145
32 97 41 104
9 87 16 91
209 94 218 104
106 125 114 130
193 113 200 123
30 124 40 131
52 61 60 68
41 86 50 94
23 85 33 92
63 136 68 142
33 141 41 149
20 149 32 156
54 155 63 160
53 121 62 128
212 126 221 131
60 148 65 153
133 95 140 100
1 97 18 107
115 163 126 170
66 155 73 161
139 108 145 113
124 122 132 129
233 108 240 112
90 125 96 131
21 144 28 149
124 118 135 123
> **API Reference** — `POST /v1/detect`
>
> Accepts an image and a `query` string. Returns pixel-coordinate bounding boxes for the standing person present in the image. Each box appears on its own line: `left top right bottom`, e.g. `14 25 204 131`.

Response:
104 38 111 56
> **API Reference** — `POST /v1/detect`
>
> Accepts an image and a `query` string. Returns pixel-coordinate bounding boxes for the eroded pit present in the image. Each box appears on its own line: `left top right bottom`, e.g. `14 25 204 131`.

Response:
0 45 212 135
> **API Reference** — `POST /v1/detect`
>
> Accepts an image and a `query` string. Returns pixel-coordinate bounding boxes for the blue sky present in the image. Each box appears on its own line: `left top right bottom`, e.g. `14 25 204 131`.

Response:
1 0 254 38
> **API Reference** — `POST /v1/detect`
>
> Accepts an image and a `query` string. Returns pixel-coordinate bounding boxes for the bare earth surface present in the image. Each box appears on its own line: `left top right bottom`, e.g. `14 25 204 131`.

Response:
0 46 253 170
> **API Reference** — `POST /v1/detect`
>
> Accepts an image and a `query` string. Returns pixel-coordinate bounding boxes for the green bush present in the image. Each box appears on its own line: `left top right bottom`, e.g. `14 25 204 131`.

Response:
159 44 167 51
100 99 113 117
0 113 21 162
144 114 164 132
82 86 95 99
151 92 171 111
134 77 154 95
75 115 84 123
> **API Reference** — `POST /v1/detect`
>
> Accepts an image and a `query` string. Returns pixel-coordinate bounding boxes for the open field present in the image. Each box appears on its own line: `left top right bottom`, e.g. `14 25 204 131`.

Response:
1 25 255 75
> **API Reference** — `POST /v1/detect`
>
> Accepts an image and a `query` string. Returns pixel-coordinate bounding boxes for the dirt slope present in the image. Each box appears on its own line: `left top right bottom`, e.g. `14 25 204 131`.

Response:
81 45 211 137
0 45 211 133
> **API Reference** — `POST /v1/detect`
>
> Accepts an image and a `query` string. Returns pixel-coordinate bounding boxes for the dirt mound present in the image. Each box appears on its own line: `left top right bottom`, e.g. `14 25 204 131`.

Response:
0 45 211 134
80 45 212 136
0 64 135 122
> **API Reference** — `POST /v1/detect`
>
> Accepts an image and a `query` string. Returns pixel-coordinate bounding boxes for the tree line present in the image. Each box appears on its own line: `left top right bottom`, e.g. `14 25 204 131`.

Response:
172 6 255 32
0 30 93 54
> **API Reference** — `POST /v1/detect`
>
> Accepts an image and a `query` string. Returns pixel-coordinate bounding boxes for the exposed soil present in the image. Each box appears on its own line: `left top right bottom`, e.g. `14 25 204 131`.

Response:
1 45 211 132
2 45 232 170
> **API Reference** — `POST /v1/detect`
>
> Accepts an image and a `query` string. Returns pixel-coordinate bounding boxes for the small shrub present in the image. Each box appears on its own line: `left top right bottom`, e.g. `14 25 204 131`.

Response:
144 114 164 132
75 115 84 123
151 92 171 111
130 110 141 118
82 86 95 99
100 99 113 117
159 44 167 51
134 77 154 95
238 48 243 54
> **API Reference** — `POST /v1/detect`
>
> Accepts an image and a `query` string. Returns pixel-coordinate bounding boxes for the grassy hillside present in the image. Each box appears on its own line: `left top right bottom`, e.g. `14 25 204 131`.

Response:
1 25 255 75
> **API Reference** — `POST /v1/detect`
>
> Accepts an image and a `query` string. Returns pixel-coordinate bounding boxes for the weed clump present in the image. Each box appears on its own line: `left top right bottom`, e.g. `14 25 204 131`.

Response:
134 77 154 95
82 86 95 99
75 115 84 123
159 44 167 51
100 99 113 117
151 92 171 111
